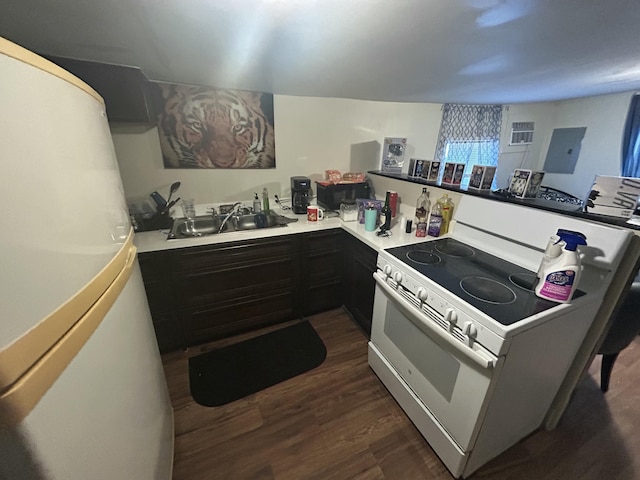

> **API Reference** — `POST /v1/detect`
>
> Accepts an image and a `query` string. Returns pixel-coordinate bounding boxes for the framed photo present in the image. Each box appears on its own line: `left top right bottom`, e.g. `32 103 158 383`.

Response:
509 169 545 198
468 165 497 190
150 82 276 169
381 137 407 173
442 162 465 186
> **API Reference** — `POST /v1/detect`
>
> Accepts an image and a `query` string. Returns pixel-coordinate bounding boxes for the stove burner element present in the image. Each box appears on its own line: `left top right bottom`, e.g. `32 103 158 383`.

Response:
407 250 442 265
436 242 474 258
460 277 517 304
509 273 538 292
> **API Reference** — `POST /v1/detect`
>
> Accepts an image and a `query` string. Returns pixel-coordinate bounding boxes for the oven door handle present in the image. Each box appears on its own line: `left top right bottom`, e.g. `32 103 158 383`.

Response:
374 273 495 370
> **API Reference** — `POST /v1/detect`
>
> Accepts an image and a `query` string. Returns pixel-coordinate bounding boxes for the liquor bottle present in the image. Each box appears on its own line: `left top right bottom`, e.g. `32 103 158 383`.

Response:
380 191 392 231
428 201 443 237
414 187 430 224
438 193 454 234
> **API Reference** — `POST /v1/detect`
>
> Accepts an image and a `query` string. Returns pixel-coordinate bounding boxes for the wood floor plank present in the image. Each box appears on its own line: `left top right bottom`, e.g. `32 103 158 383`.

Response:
163 308 640 479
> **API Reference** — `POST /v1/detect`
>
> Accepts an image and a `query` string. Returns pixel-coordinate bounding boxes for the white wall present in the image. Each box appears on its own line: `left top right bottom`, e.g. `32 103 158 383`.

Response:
112 95 443 210
495 103 557 188
533 91 632 198
111 91 634 211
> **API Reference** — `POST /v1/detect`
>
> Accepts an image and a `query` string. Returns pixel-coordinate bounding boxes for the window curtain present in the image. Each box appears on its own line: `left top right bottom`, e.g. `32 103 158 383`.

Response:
622 94 640 177
434 104 503 188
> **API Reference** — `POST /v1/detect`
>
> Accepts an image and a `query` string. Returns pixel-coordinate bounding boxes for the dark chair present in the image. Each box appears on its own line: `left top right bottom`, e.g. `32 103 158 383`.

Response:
598 282 640 392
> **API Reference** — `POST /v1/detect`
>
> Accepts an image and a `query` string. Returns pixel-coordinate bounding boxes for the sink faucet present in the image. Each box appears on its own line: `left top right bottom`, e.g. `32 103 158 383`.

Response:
218 202 243 233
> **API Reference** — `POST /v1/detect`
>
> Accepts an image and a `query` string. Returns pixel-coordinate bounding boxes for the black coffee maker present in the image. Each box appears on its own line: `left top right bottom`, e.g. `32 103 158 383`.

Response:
291 176 311 214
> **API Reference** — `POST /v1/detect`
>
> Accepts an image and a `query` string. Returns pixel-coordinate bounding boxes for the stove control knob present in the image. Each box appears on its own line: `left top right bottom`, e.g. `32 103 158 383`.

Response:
416 288 428 302
463 322 478 345
393 271 403 284
383 265 393 277
445 308 458 329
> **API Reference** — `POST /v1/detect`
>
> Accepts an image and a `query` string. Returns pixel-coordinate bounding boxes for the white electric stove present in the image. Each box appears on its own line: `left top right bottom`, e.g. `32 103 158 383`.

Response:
368 195 633 477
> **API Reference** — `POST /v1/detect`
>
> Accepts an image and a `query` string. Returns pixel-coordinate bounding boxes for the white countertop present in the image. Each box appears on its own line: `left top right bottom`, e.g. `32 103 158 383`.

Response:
134 205 439 254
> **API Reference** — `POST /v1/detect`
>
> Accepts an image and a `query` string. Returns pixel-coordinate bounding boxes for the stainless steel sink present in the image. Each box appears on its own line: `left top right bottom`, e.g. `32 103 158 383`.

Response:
167 212 295 239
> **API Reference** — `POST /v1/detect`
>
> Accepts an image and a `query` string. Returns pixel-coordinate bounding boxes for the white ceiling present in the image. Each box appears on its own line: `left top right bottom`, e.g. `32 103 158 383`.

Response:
2 0 640 104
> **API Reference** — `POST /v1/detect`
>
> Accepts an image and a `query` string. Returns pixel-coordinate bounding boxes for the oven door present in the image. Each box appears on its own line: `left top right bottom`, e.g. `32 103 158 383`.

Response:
369 274 500 453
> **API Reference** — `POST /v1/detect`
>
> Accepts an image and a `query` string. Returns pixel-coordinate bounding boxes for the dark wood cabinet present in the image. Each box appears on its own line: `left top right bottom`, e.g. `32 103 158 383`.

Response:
299 229 344 316
343 233 378 337
137 251 183 353
173 236 300 346
43 55 155 125
138 228 371 351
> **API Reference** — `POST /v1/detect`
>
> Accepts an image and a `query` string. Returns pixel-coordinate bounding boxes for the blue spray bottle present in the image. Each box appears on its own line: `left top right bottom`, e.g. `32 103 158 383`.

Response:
535 230 587 303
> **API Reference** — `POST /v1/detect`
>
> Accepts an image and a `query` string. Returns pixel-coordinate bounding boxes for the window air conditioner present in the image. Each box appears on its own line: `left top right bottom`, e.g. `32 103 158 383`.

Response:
509 122 534 145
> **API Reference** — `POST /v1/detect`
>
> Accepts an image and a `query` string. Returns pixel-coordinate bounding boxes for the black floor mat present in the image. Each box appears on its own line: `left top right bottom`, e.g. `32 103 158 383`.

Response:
189 321 327 407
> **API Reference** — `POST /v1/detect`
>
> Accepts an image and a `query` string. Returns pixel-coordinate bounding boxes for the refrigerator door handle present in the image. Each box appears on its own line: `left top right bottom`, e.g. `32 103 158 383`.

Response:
0 231 138 427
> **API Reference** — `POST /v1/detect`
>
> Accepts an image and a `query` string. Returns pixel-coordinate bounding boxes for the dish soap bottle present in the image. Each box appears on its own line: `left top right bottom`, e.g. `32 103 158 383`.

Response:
262 187 270 214
427 200 443 237
437 194 455 234
253 193 262 213
535 230 587 304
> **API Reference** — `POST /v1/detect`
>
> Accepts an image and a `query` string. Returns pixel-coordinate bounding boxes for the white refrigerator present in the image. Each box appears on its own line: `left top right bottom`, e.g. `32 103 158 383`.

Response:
0 38 174 478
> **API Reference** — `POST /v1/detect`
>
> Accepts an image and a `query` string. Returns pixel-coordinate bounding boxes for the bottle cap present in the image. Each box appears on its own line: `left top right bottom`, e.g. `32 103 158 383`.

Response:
556 229 587 251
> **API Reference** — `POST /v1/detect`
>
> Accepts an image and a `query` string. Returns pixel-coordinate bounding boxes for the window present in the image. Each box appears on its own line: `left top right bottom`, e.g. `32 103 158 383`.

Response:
434 104 503 189
622 94 640 178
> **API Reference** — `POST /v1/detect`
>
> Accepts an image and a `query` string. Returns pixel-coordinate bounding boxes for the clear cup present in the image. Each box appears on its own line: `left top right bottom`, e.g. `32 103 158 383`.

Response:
181 198 196 235
181 198 196 219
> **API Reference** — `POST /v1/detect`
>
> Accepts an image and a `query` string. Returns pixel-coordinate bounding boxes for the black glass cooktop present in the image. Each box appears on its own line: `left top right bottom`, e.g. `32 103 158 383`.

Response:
385 238 564 326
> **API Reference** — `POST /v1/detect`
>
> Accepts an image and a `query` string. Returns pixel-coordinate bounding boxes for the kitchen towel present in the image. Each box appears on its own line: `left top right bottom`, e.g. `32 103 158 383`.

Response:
188 321 326 407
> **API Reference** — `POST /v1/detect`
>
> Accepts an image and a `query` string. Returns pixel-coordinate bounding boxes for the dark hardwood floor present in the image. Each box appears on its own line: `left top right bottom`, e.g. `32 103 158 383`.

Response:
161 308 640 479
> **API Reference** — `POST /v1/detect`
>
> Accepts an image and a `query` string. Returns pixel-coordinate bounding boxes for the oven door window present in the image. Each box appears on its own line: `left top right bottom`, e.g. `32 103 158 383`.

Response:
371 286 497 450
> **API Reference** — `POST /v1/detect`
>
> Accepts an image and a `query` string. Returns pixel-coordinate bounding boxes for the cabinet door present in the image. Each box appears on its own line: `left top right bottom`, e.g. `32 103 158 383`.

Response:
138 251 184 352
300 229 344 316
343 234 377 337
44 55 154 125
174 236 300 345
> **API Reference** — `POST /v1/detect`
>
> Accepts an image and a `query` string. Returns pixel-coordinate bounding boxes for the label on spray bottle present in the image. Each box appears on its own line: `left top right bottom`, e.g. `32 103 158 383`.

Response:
539 270 576 301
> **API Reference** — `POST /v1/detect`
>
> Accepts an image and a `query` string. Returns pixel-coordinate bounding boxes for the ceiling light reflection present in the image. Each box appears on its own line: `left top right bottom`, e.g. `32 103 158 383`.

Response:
460 54 509 75
476 0 533 28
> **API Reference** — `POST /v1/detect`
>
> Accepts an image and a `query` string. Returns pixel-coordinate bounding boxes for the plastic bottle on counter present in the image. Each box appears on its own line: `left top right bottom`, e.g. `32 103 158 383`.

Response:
438 193 455 234
535 230 587 303
427 201 443 237
536 233 563 280
253 192 262 213
262 187 270 214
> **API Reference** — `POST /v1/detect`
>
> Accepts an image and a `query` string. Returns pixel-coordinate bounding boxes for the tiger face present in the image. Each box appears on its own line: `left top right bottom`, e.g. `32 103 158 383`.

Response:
156 84 275 169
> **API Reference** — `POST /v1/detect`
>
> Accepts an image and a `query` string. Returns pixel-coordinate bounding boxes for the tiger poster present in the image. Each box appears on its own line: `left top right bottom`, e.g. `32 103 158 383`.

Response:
150 82 276 169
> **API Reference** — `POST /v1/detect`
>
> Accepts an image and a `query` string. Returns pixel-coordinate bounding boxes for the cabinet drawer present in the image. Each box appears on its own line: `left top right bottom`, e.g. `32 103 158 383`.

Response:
181 256 295 308
302 229 343 253
176 237 298 273
183 290 295 343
